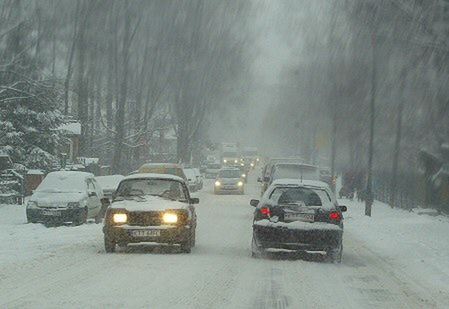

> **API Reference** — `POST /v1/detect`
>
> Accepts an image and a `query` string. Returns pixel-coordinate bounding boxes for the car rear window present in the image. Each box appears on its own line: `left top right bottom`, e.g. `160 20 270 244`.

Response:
269 187 331 207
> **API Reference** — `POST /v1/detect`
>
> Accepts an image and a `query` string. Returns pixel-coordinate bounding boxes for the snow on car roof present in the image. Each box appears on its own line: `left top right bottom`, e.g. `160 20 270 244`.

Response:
47 170 94 179
271 178 330 189
123 173 185 182
139 163 183 168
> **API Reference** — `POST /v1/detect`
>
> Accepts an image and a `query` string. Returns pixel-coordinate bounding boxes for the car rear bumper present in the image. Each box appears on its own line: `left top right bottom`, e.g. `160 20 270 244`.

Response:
214 185 243 194
253 224 342 251
26 208 85 224
103 225 191 245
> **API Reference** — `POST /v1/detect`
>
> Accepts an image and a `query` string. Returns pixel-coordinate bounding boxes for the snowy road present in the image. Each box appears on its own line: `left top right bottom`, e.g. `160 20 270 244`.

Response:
1 177 449 308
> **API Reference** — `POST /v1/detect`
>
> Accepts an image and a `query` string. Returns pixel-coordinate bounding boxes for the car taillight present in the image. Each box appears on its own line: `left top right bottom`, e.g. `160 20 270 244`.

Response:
329 211 341 221
260 207 270 216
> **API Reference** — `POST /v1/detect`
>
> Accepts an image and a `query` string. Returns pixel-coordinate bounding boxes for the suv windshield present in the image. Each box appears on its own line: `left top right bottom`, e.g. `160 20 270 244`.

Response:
116 179 187 201
218 170 241 178
269 187 331 207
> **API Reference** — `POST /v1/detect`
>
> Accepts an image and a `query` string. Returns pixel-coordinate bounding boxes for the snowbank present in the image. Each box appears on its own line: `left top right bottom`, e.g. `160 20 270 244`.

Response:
344 199 449 295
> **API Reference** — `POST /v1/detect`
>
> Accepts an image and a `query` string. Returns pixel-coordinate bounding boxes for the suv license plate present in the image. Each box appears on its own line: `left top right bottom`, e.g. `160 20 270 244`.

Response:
131 230 161 237
284 213 314 222
42 210 61 216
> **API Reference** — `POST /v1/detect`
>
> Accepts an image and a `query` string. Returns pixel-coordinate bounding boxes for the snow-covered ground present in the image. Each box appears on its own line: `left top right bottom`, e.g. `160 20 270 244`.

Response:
1 176 449 308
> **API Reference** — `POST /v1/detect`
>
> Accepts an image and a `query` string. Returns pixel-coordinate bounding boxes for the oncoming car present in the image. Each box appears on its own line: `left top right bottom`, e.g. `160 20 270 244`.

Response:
214 168 245 195
103 173 198 253
250 179 346 262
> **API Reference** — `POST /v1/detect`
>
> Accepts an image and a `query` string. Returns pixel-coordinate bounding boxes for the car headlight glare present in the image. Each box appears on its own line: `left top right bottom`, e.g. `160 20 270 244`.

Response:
241 174 246 178
250 163 255 167
223 159 227 163
234 160 238 163
163 213 178 224
237 181 244 187
215 181 221 186
113 213 127 223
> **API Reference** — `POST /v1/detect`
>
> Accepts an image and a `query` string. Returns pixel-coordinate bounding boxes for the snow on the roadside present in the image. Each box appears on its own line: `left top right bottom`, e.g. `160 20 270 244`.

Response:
0 204 102 266
343 199 449 294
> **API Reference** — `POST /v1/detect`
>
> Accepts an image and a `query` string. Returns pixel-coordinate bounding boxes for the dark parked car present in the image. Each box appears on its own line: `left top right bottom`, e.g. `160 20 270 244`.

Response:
103 173 198 253
250 179 346 262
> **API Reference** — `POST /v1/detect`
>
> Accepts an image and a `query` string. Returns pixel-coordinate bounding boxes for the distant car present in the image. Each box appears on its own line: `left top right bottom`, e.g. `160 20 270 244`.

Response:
103 173 198 253
138 163 187 180
250 179 346 262
26 171 108 225
205 163 221 179
95 175 125 200
192 168 203 190
214 168 245 195
183 168 198 192
259 162 319 195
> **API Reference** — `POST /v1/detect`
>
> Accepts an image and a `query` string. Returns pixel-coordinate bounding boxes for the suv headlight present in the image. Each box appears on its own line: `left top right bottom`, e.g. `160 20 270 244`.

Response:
67 202 81 208
215 181 221 187
237 181 244 187
162 213 178 224
27 201 39 209
113 213 128 223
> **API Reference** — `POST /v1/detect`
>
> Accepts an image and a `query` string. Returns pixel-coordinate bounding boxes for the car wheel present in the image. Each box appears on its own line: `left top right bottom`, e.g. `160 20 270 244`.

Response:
327 243 342 263
251 234 262 258
104 236 116 253
191 229 196 247
73 208 88 226
180 230 194 253
94 211 103 224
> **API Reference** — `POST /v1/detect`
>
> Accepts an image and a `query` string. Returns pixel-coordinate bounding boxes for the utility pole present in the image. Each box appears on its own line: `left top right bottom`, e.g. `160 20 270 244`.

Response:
365 33 376 217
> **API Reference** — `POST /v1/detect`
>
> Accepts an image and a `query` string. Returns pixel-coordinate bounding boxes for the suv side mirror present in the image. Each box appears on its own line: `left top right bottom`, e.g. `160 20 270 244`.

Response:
190 197 199 204
338 205 347 212
250 199 259 207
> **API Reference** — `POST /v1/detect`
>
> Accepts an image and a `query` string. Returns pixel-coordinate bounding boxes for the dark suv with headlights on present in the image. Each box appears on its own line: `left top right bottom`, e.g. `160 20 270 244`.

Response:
214 168 245 194
103 173 198 253
250 179 346 262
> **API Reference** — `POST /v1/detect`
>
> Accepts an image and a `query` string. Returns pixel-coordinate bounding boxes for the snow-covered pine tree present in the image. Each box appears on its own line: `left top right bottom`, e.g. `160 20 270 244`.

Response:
0 2 65 171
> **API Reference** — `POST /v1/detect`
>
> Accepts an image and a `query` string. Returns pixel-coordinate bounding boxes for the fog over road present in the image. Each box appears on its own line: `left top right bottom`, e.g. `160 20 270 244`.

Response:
0 176 445 308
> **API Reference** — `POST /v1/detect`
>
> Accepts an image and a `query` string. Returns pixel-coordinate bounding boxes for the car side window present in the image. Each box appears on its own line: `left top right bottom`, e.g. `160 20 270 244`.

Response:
87 179 95 193
91 179 102 197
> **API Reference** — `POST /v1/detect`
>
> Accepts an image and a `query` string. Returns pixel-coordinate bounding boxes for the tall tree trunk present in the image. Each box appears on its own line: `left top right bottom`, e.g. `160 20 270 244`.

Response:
365 34 377 217
112 3 131 174
390 70 406 208
76 0 89 156
64 0 80 115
